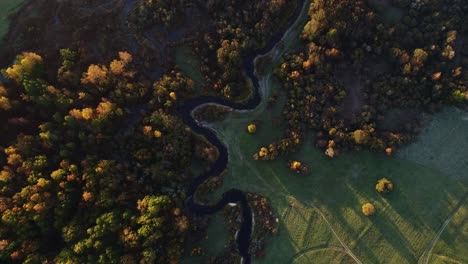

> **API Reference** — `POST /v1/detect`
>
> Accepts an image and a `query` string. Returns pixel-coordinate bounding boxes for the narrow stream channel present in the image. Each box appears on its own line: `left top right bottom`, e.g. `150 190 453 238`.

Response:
179 1 309 263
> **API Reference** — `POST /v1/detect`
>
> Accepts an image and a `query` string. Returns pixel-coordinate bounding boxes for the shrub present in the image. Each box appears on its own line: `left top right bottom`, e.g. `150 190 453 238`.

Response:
353 129 368 145
247 124 257 134
362 203 375 216
376 178 393 194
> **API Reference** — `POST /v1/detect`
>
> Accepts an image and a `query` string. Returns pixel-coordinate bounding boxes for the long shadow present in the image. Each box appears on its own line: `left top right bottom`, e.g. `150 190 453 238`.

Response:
388 166 467 239
371 213 418 263
267 201 310 263
441 210 467 246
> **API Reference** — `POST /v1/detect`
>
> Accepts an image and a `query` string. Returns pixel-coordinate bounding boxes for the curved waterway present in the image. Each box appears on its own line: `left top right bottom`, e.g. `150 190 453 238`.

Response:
178 1 310 263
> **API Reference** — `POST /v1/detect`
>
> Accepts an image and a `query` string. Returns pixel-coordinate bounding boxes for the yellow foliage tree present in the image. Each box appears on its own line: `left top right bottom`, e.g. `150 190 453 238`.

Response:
143 126 153 137
81 108 95 120
169 92 177 100
78 92 87 99
69 109 83 119
4 52 43 82
110 60 125 75
376 178 393 194
290 161 301 171
119 51 133 64
50 169 66 181
247 124 256 133
20 53 43 72
0 169 13 182
362 202 375 216
33 203 45 213
325 147 335 157
81 64 108 85
411 48 428 67
96 100 115 117
7 153 22 166
4 146 16 155
290 70 301 79
37 178 50 188
259 147 269 157
0 96 11 110
154 130 162 138
82 191 93 202
353 129 368 144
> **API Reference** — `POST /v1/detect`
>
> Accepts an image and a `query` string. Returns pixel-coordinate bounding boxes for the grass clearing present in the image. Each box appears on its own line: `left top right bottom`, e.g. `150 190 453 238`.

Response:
180 210 231 264
367 0 404 25
0 0 25 41
258 196 342 264
291 248 355 264
199 212 231 256
175 45 204 93
428 196 468 264
204 85 468 263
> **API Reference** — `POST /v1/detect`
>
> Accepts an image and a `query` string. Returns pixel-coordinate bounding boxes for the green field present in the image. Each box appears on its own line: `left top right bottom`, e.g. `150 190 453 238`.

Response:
208 101 468 264
0 0 25 41
428 201 468 264
175 45 204 93
178 0 468 262
200 44 468 264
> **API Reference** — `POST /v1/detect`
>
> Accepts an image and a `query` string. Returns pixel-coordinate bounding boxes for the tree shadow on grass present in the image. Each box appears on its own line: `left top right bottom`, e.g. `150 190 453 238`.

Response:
296 155 455 264
353 243 381 264
260 198 313 264
370 212 418 263
388 165 467 233
441 211 467 246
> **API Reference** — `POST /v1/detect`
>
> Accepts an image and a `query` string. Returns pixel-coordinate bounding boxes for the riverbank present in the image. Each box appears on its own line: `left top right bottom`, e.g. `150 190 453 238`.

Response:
179 1 310 263
178 0 312 262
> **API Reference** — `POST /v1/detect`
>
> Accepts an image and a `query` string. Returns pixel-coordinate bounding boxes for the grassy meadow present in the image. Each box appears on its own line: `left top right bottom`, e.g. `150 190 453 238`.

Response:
206 90 468 264
177 0 467 262
175 45 204 93
0 0 25 41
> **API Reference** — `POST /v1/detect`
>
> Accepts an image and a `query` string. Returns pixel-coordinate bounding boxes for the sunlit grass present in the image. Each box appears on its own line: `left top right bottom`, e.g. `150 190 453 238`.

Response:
207 84 468 263
177 0 467 262
291 248 354 264
429 198 468 264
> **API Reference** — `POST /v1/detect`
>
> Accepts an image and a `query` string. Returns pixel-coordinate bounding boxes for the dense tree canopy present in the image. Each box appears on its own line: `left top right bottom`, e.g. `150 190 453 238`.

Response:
0 51 196 263
270 0 467 157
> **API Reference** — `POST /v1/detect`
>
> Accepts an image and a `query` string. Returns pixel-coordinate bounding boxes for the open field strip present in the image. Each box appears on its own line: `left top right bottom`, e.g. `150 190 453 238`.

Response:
290 247 355 264
420 194 467 264
426 194 468 264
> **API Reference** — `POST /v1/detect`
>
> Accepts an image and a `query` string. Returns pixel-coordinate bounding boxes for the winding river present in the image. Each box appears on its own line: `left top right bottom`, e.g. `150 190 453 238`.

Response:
179 1 309 263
